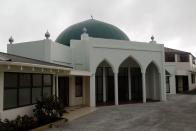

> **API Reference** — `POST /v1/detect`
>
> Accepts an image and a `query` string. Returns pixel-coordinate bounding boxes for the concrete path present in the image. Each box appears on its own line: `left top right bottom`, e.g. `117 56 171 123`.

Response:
47 94 196 131
62 106 96 121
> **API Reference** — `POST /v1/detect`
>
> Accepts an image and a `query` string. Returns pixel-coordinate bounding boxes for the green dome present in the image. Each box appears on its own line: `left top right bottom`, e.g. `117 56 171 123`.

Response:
56 19 130 46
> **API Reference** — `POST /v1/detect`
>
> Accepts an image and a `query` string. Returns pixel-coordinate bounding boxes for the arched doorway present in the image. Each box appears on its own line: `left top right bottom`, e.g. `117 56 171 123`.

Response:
95 60 115 106
118 57 142 104
145 62 160 101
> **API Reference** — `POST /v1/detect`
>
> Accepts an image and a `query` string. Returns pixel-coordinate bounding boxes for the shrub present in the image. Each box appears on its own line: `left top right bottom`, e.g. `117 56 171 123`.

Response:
0 115 36 131
0 96 65 130
33 95 64 124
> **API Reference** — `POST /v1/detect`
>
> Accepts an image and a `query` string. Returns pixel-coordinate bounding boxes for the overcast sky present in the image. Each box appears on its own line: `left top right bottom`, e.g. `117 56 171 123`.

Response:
0 0 195 55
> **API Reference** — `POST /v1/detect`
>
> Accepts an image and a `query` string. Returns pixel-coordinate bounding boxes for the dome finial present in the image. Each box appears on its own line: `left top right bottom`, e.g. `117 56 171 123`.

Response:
91 15 93 20
83 27 87 33
45 30 50 39
149 35 157 44
151 35 154 41
9 36 14 44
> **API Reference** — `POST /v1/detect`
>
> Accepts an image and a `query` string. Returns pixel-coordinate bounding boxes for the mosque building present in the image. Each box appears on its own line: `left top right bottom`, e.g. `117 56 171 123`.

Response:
0 19 195 119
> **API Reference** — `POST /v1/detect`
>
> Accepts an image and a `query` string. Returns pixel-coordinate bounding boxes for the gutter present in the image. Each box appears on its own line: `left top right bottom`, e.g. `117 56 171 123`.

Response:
0 61 71 71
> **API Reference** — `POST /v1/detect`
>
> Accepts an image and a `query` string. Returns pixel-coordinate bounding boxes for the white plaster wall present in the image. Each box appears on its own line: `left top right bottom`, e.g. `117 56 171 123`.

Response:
146 64 160 100
87 38 164 74
165 63 176 94
71 38 164 73
70 37 166 101
165 59 196 93
0 70 35 120
69 76 84 106
188 73 196 91
176 62 191 71
5 36 167 108
50 41 72 66
169 76 176 94
0 105 35 120
84 77 90 106
7 39 51 62
0 66 57 120
188 55 196 90
68 76 90 106
146 69 153 99
0 72 4 112
7 39 73 67
71 40 90 70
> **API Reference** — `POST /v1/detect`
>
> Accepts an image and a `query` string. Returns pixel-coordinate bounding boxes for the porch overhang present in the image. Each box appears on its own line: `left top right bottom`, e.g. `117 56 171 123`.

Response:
0 61 71 72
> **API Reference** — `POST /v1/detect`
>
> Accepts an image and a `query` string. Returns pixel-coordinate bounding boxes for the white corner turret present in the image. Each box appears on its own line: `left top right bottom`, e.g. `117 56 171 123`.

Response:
81 27 89 40
149 35 157 44
45 30 50 39
9 36 14 44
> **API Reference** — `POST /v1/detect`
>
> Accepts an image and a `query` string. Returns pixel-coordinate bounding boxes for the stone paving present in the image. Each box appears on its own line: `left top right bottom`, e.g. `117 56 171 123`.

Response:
47 94 196 131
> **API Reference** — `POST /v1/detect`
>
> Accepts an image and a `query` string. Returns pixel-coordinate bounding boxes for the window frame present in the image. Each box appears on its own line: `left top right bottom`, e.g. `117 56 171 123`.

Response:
4 72 53 110
75 76 83 97
191 73 195 84
179 53 189 62
165 53 175 62
32 74 43 104
18 73 32 106
166 76 170 93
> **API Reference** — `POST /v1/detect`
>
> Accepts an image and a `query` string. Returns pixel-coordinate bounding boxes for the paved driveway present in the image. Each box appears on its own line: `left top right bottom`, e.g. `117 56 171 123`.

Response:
48 94 196 131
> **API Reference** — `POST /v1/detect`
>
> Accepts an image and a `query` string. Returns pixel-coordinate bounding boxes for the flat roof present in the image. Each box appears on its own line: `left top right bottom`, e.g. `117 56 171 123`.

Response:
0 52 72 68
164 47 189 54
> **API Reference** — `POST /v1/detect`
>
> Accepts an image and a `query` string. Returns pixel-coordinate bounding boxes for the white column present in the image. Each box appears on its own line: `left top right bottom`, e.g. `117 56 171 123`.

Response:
142 72 146 103
170 75 176 94
103 67 106 103
56 74 59 97
114 73 119 105
175 54 178 62
153 69 156 100
160 71 166 101
90 74 96 107
82 77 86 105
52 75 56 96
0 72 4 111
128 66 131 101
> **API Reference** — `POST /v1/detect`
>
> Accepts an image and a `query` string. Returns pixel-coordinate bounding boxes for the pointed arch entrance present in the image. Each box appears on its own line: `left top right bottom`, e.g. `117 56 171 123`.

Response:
118 57 143 104
145 62 161 101
95 60 115 106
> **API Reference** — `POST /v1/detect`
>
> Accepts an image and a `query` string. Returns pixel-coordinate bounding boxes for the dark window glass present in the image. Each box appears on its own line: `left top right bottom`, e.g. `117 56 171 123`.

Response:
192 74 195 84
165 70 170 75
192 58 195 64
19 73 31 87
165 53 175 62
4 89 17 109
32 88 42 103
107 67 114 76
43 75 52 86
33 74 42 87
166 76 170 93
4 72 53 110
118 68 128 76
32 74 43 103
96 68 103 76
75 77 83 97
19 88 31 106
4 73 18 88
178 54 189 62
43 87 52 98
